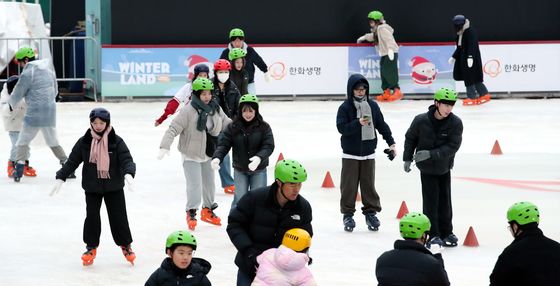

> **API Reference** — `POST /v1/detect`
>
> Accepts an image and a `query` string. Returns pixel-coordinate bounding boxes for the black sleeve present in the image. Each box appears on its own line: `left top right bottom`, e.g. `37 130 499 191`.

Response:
336 104 361 136
248 47 268 73
430 118 463 160
227 191 257 252
300 200 313 237
144 269 160 286
255 124 274 161
403 116 420 161
55 138 83 181
214 124 233 161
117 138 136 177
219 48 229 60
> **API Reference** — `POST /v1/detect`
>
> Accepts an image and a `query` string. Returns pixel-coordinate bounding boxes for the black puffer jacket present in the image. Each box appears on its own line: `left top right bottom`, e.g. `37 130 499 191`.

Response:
403 105 463 175
490 227 560 286
56 128 136 193
145 257 212 286
227 182 313 278
376 240 450 286
229 68 249 95
212 78 241 119
220 45 268 84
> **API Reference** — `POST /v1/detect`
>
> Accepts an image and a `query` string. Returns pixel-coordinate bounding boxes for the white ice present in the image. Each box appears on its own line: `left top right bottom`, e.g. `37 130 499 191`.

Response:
1 99 559 285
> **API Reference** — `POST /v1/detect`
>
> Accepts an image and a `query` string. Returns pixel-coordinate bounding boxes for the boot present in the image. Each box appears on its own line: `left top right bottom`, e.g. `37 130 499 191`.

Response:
13 162 24 182
223 185 235 194
187 209 197 230
7 160 15 178
364 212 380 231
23 160 37 177
201 205 222 226
388 88 403 101
343 213 356 232
427 236 444 248
120 245 136 265
442 233 459 247
376 89 391 102
81 247 97 266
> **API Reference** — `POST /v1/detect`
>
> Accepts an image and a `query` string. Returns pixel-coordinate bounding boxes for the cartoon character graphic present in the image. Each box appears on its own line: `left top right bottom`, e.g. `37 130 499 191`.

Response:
184 55 213 81
409 56 438 85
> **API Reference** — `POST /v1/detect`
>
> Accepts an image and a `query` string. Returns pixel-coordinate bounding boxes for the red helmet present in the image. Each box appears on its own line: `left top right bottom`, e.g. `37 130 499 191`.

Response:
214 59 231 71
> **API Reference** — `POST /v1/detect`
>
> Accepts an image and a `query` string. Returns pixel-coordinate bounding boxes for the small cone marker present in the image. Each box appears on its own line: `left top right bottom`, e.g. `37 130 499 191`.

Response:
277 153 285 163
463 226 480 247
491 140 503 155
396 201 409 219
321 171 335 188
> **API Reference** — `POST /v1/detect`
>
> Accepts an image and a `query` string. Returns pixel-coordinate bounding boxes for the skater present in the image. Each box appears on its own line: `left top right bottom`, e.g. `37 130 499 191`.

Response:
1 75 36 178
211 94 274 209
336 73 396 232
158 78 231 231
220 28 268 95
227 159 313 286
449 15 491 106
252 228 317 286
145 230 212 286
154 64 210 126
357 11 402 101
228 48 249 95
211 59 240 195
51 107 137 266
403 87 463 247
8 46 73 182
490 202 560 285
376 212 450 285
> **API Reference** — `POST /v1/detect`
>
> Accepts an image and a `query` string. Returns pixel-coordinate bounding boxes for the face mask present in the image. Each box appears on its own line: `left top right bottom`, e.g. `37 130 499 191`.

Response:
217 73 230 83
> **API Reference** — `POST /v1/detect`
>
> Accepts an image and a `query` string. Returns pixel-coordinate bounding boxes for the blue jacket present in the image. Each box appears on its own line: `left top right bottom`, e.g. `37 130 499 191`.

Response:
336 74 395 156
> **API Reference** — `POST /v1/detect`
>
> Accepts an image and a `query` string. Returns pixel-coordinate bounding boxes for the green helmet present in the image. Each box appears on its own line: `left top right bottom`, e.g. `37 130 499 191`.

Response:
434 87 458 101
192 77 214 91
507 201 540 225
229 28 245 39
165 230 197 252
15 47 35 61
239 94 259 105
399 212 431 239
368 11 383 20
275 159 307 183
228 48 247 61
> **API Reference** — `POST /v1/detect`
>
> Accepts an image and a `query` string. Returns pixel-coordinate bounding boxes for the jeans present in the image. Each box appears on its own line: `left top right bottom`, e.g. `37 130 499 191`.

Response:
219 153 235 187
247 83 256 95
231 168 267 210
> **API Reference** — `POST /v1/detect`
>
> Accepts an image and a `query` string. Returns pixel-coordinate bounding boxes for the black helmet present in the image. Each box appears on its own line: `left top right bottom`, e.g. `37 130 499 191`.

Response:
452 15 466 25
193 64 210 77
89 107 110 123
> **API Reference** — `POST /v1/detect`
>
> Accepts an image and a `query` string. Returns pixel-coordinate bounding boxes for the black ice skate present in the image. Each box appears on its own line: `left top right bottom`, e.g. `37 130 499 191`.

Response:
343 214 355 232
13 162 24 182
364 212 380 231
427 236 444 248
442 233 459 247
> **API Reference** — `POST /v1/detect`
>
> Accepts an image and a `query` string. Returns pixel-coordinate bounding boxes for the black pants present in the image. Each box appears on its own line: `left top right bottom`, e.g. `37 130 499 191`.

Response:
340 158 381 215
84 189 132 248
420 172 453 238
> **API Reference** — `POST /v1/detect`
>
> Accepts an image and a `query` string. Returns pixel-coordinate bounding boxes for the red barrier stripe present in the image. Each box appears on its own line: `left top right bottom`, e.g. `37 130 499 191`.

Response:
456 177 560 192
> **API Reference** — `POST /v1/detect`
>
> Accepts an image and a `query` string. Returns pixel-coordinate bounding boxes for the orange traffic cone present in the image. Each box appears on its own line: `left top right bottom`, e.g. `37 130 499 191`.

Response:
321 171 335 188
277 153 285 163
396 201 409 219
491 140 503 155
356 193 361 202
463 226 480 247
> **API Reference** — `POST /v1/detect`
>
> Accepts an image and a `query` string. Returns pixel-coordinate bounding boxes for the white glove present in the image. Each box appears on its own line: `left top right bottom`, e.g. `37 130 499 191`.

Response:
264 72 270 82
211 158 221 170
388 49 395 61
124 174 135 192
448 57 455 65
428 243 442 255
467 57 473 68
389 144 397 157
248 156 261 171
157 149 170 160
49 179 65 196
357 35 367 43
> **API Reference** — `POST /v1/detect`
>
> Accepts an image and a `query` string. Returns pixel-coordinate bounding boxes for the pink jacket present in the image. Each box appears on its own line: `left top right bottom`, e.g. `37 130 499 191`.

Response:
252 245 317 286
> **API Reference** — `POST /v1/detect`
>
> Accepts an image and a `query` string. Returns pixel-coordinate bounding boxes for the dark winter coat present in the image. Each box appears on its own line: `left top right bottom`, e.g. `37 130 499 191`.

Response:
336 74 395 156
213 116 274 173
220 46 268 84
452 26 484 86
212 79 241 119
145 257 212 286
227 182 313 278
56 128 136 193
229 68 249 95
376 240 450 286
403 105 463 175
490 227 560 286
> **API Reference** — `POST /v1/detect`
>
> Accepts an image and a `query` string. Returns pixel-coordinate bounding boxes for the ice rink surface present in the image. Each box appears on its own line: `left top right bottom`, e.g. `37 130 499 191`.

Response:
1 98 559 285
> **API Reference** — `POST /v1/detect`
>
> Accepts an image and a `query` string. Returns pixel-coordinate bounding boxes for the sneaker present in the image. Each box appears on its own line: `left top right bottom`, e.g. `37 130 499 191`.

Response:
376 89 391 101
23 160 37 177
7 160 15 178
442 233 459 247
427 236 444 248
364 212 380 231
120 245 136 265
224 185 235 194
201 206 222 226
343 213 356 232
187 209 197 230
81 247 97 266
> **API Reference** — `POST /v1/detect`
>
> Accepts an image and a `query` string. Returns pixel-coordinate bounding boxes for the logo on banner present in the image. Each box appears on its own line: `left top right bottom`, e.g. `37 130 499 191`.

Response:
185 55 213 81
269 62 286 80
118 61 171 85
357 57 381 79
409 56 438 85
484 59 502 78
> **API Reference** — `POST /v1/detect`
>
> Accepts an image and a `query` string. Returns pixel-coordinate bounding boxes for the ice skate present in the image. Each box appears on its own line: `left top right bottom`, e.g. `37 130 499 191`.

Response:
462 98 478 106
121 245 136 265
376 89 391 102
81 247 97 266
13 162 24 182
388 88 403 101
23 160 37 177
442 233 459 247
187 209 197 230
365 212 380 231
426 236 444 248
477 94 491 105
343 214 355 232
201 204 221 226
7 160 15 178
223 185 235 194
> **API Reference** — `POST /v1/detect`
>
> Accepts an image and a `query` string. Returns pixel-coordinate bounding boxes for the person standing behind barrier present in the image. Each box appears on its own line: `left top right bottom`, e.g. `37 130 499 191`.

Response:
8 46 74 182
228 48 249 95
220 28 268 95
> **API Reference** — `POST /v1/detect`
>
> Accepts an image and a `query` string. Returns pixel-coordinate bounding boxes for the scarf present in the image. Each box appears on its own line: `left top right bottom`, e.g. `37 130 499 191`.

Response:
456 19 470 47
89 125 112 179
353 97 375 141
190 94 220 131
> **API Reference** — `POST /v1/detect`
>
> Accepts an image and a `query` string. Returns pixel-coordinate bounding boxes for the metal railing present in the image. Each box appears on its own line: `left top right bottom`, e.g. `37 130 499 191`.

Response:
1 36 99 101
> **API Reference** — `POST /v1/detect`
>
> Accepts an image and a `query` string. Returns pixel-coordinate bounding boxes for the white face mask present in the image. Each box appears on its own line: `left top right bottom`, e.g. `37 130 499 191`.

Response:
217 72 230 83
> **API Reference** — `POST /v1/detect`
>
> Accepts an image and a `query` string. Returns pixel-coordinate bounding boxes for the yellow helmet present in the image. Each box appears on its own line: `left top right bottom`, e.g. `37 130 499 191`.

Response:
282 228 311 252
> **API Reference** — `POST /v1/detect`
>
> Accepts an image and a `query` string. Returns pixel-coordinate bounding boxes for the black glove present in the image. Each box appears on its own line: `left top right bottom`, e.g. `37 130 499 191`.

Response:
245 248 260 271
383 148 396 161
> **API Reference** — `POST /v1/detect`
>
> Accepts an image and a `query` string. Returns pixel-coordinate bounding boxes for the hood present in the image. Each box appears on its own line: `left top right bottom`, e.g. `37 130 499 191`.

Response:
346 74 369 100
271 245 309 271
161 257 212 275
377 23 394 34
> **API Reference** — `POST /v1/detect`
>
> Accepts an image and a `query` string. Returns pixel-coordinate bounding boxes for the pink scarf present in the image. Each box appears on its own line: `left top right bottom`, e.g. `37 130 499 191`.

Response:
89 125 112 179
